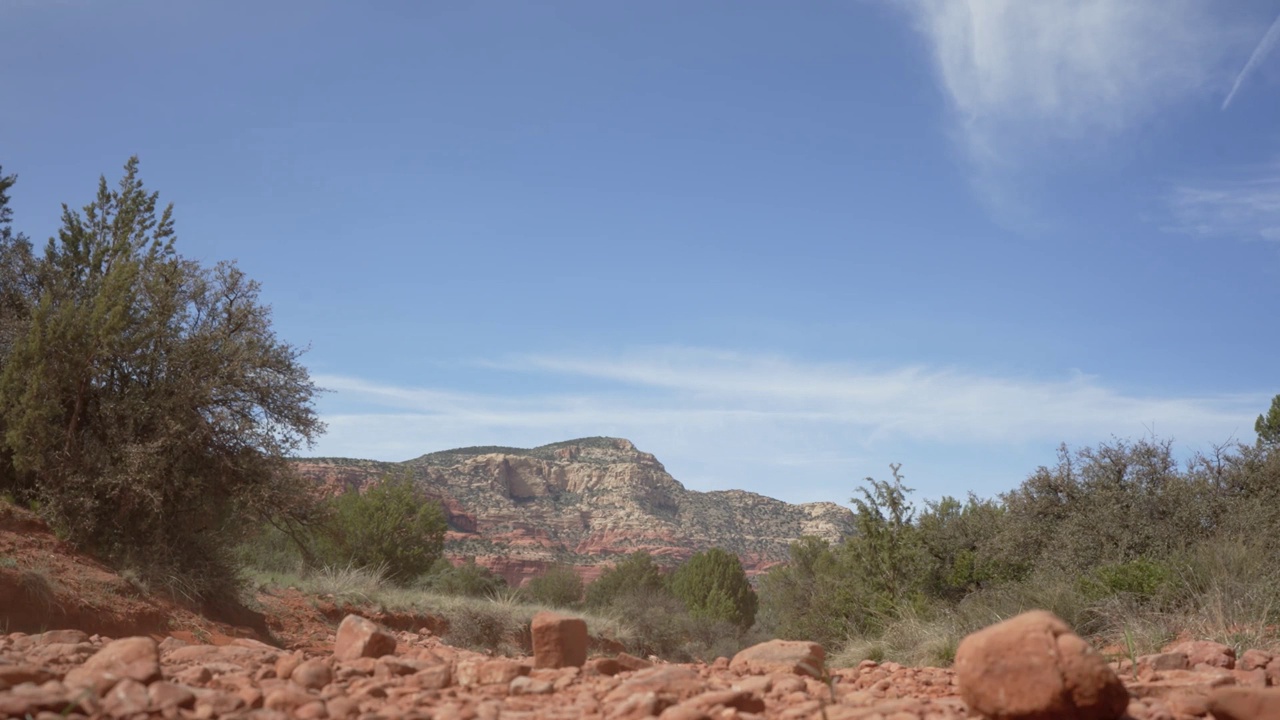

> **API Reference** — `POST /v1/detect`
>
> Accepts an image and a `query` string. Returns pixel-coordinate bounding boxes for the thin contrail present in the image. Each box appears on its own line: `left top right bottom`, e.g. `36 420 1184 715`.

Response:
1223 11 1280 110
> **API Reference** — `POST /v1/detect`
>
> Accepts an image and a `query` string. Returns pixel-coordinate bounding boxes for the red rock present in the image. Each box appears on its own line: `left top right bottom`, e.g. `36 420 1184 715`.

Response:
292 658 334 690
605 666 707 703
1138 652 1189 673
264 685 318 712
334 614 397 661
34 629 89 645
456 658 531 686
1239 649 1274 672
954 610 1128 720
730 640 825 678
64 636 161 693
0 664 56 690
616 652 653 671
412 664 452 690
1208 687 1280 720
686 689 766 713
510 675 554 694
148 680 196 710
591 657 623 676
101 677 150 717
275 650 304 680
531 612 588 669
1166 640 1235 669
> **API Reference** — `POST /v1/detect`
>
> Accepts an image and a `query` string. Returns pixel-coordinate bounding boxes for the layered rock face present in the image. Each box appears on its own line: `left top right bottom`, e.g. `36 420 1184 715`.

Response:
294 437 854 586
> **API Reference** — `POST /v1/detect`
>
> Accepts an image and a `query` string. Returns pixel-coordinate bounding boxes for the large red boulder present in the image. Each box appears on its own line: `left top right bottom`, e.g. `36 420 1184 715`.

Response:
954 610 1129 720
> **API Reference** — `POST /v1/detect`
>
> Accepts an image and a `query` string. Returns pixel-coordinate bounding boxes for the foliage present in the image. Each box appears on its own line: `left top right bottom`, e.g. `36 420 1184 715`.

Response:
1078 558 1171 603
1256 394 1280 447
585 551 667 608
522 564 584 608
669 547 757 630
315 470 447 585
0 158 324 599
418 557 508 597
843 464 925 619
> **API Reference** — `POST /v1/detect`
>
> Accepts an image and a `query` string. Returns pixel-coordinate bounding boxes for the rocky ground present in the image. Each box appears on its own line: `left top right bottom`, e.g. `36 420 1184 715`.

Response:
2 610 1280 720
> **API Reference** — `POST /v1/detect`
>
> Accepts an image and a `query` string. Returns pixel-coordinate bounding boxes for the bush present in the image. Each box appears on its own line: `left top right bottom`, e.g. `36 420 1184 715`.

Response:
523 564 583 607
0 159 324 600
315 470 447 585
418 557 507 597
669 547 757 630
585 551 666 608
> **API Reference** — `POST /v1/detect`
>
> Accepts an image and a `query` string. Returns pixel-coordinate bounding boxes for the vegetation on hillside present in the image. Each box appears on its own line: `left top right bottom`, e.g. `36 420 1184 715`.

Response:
758 430 1280 665
0 160 324 601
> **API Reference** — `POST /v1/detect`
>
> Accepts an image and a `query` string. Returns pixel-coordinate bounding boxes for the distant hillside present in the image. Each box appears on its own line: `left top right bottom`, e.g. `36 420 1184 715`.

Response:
294 437 854 586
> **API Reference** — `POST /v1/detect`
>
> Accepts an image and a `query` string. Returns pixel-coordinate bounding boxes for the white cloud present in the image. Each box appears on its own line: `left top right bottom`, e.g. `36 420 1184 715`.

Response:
308 349 1264 503
1169 164 1280 242
898 0 1242 216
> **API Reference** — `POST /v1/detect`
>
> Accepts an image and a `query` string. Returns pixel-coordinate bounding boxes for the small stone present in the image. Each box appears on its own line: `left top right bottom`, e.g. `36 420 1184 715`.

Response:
531 611 588 669
148 681 196 710
591 657 623 676
730 640 825 678
1165 640 1235 669
101 677 151 717
333 615 397 661
510 675 554 694
1208 687 1280 720
412 663 452 690
292 659 334 690
35 629 89 646
1239 649 1273 672
456 658 530 686
1137 652 1189 673
64 636 161 694
616 652 653 672
0 664 56 691
264 685 317 712
275 650 304 681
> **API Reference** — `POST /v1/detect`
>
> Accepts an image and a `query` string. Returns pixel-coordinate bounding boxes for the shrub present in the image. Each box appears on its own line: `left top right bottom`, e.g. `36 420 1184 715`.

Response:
669 547 757 630
523 564 583 607
585 551 666 608
315 470 447 585
0 159 324 600
418 557 507 597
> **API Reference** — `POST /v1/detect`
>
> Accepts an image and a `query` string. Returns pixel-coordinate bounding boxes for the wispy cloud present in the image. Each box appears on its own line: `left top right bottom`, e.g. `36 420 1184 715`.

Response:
310 348 1263 502
898 0 1238 214
1169 163 1280 242
1222 12 1280 110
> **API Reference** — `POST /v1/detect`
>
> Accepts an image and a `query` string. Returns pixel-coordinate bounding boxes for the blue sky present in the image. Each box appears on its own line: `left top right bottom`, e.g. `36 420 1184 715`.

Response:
3 1 1279 505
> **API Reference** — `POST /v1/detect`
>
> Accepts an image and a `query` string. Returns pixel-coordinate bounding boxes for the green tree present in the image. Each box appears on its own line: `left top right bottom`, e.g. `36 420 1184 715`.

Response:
585 551 667 608
0 166 36 498
0 158 324 597
758 536 858 646
844 464 923 613
524 564 584 607
318 470 447 584
669 547 757 630
1256 394 1280 447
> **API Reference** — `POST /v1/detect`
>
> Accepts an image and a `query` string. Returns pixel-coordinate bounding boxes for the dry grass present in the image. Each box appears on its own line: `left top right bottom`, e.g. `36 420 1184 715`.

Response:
243 564 635 655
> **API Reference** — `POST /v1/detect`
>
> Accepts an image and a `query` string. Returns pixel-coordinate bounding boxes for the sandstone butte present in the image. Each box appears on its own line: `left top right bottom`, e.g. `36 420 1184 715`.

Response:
293 437 857 586
2 610 1279 720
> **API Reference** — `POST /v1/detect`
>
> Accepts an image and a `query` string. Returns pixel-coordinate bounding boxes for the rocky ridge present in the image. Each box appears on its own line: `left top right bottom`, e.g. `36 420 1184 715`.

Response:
294 437 855 585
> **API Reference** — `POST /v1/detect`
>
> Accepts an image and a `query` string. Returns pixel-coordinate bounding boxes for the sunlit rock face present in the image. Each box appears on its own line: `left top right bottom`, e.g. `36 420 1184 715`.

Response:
294 437 854 586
